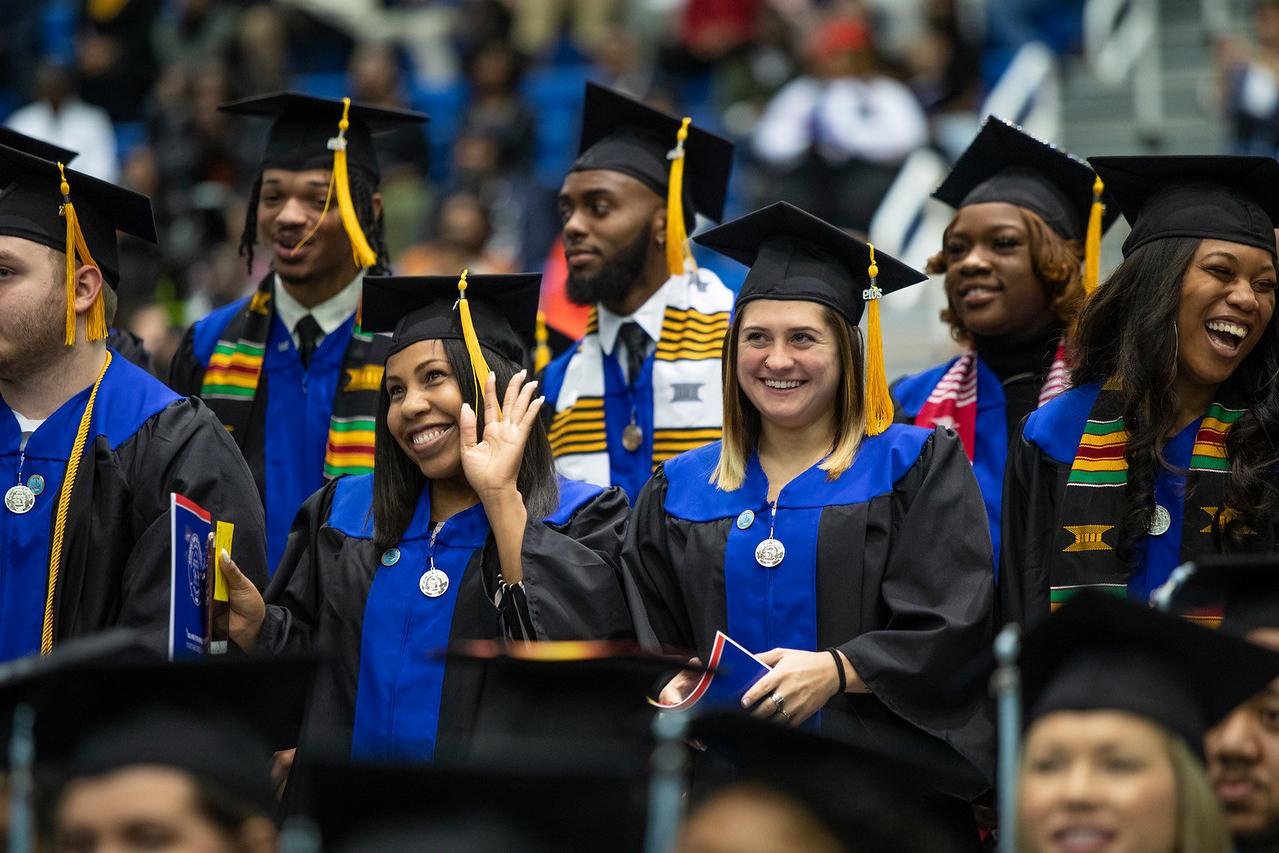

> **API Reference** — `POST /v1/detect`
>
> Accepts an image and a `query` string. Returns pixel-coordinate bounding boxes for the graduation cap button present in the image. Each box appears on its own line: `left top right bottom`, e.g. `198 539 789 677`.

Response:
736 509 755 530
380 548 400 567
26 475 44 496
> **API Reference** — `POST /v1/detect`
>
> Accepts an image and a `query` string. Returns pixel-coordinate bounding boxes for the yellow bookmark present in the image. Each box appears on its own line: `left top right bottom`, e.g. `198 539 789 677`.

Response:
213 521 234 602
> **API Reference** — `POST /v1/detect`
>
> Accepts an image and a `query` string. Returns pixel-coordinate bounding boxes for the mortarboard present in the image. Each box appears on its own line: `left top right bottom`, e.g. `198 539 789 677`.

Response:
1087 155 1279 259
220 92 428 271
933 115 1119 292
685 712 984 853
569 82 734 277
0 143 157 344
0 127 77 164
1019 591 1279 753
693 200 928 434
1164 553 1279 637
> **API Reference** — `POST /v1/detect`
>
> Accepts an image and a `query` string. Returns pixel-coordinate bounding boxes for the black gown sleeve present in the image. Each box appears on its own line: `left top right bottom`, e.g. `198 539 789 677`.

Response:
620 467 698 654
998 423 1058 631
167 324 205 397
485 486 635 641
839 429 995 774
259 480 339 654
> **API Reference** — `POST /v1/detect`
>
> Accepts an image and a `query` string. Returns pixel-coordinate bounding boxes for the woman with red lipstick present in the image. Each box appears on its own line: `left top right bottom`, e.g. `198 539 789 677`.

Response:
623 202 997 824
1001 156 1279 631
892 117 1117 568
217 272 632 763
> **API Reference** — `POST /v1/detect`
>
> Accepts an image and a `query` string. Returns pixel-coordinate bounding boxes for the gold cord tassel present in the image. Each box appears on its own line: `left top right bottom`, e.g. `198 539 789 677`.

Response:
534 310 551 373
665 117 693 277
58 163 103 346
292 97 379 270
456 269 499 418
1083 175 1104 296
863 244 893 436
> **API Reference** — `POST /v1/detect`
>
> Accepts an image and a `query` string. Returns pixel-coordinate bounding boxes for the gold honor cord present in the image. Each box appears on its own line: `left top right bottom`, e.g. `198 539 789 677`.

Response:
41 351 112 655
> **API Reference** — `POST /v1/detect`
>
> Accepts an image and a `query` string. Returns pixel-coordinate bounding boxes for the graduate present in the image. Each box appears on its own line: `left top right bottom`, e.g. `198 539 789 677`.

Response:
1001 156 1279 629
543 83 736 502
892 117 1118 564
623 201 996 802
0 143 267 662
168 93 428 571
218 273 633 762
1012 592 1279 853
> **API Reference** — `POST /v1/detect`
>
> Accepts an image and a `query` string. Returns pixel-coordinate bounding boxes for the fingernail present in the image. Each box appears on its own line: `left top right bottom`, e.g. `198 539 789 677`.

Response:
536 395 546 404
220 549 230 564
528 380 538 389
489 371 496 381
740 697 750 708
518 369 528 378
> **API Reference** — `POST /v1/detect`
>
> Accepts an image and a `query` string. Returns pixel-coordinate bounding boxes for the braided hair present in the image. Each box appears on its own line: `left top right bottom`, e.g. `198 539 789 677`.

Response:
238 168 392 276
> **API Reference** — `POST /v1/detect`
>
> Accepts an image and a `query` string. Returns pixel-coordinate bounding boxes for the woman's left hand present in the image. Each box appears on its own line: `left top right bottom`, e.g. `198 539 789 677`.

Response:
459 370 545 499
740 648 842 726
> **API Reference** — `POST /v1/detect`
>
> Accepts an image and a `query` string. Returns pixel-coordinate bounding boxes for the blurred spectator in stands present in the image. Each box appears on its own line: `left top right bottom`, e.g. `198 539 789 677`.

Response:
749 12 928 233
662 0 764 82
508 0 621 60
151 0 241 74
592 23 654 99
349 41 432 256
229 4 288 97
398 189 518 276
1217 0 1279 158
905 0 983 159
76 0 161 122
462 39 536 174
711 1 801 138
6 59 119 180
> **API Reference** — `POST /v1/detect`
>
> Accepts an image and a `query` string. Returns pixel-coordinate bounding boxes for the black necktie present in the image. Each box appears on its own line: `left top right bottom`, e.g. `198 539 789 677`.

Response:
295 315 323 369
617 321 650 385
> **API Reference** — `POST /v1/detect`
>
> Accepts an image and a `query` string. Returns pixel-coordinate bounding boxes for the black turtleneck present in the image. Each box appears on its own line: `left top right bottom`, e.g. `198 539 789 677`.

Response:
972 326 1063 438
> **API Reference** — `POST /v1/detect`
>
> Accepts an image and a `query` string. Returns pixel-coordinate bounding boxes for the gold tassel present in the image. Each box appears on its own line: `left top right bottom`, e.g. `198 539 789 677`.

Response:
665 117 693 277
456 269 499 419
534 310 551 373
863 243 893 436
58 163 102 346
1083 175 1104 296
292 97 379 270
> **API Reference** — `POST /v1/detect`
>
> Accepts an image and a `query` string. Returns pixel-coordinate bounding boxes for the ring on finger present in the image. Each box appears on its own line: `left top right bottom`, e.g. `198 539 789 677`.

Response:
771 692 785 712
780 709 792 723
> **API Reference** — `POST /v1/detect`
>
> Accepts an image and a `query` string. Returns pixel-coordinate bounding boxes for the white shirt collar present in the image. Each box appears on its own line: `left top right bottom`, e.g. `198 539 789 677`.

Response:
595 279 671 355
272 271 365 345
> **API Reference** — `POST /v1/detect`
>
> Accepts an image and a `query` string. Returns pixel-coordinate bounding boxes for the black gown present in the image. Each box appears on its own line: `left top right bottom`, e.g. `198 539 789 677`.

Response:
623 425 996 801
0 351 268 660
258 473 634 763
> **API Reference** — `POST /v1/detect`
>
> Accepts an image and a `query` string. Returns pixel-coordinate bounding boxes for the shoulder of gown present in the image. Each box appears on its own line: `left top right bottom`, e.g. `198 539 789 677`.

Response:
1021 381 1103 463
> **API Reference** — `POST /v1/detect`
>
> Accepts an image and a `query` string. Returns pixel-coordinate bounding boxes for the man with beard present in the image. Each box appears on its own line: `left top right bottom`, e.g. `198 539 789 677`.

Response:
0 143 267 661
542 84 735 501
168 93 427 571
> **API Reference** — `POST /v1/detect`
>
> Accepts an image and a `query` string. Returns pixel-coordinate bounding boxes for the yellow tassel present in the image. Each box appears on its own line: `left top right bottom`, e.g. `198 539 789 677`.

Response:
863 244 893 436
456 269 499 419
58 163 101 346
1083 175 1104 296
292 97 378 270
665 117 693 278
534 310 551 373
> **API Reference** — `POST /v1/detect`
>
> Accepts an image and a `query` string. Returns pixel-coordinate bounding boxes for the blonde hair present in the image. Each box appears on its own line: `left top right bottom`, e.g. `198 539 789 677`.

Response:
711 303 866 491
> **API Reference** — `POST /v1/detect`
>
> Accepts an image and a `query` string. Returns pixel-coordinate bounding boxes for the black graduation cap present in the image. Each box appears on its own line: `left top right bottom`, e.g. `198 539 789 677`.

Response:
362 272 542 366
685 712 983 853
570 82 733 222
933 115 1119 242
0 142 157 288
1020 591 1279 752
1088 155 1279 258
218 91 428 180
1165 553 1279 636
0 126 77 164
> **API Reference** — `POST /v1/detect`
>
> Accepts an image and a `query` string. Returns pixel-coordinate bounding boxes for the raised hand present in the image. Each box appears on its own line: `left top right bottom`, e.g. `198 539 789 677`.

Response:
458 370 545 500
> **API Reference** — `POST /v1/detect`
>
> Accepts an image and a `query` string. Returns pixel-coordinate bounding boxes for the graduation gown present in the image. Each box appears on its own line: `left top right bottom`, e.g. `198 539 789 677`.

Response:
258 474 633 762
169 283 361 571
622 425 996 799
0 351 268 661
1000 382 1279 631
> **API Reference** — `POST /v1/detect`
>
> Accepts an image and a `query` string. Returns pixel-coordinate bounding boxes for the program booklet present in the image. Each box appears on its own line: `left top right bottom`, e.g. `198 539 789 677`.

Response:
653 630 771 712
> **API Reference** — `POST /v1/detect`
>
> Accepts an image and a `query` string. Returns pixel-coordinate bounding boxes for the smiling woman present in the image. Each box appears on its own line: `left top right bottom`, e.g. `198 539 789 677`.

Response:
1001 155 1279 630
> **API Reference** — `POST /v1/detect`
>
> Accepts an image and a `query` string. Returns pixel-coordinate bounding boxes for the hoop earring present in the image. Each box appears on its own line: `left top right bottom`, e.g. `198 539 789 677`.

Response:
1168 321 1180 380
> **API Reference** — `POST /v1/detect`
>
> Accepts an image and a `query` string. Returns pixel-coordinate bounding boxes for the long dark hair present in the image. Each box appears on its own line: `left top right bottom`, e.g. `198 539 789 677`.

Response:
1072 237 1279 563
371 338 559 549
239 168 392 275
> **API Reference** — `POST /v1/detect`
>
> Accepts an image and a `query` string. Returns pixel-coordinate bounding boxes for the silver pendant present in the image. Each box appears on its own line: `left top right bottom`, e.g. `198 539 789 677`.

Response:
419 568 449 598
1149 505 1172 537
755 537 785 568
622 422 644 452
4 484 35 515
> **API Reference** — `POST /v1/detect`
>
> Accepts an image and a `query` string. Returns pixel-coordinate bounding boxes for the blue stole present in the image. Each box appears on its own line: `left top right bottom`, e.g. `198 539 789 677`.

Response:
663 426 932 658
261 313 353 571
0 354 176 660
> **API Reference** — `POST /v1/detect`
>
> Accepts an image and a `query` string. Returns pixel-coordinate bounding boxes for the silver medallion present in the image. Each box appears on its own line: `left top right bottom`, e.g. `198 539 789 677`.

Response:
419 568 450 598
1149 505 1172 537
736 509 755 530
755 537 785 568
4 484 35 515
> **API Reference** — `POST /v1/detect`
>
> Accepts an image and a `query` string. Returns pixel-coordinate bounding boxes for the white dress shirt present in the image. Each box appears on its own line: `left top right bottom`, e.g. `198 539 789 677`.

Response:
272 272 365 350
